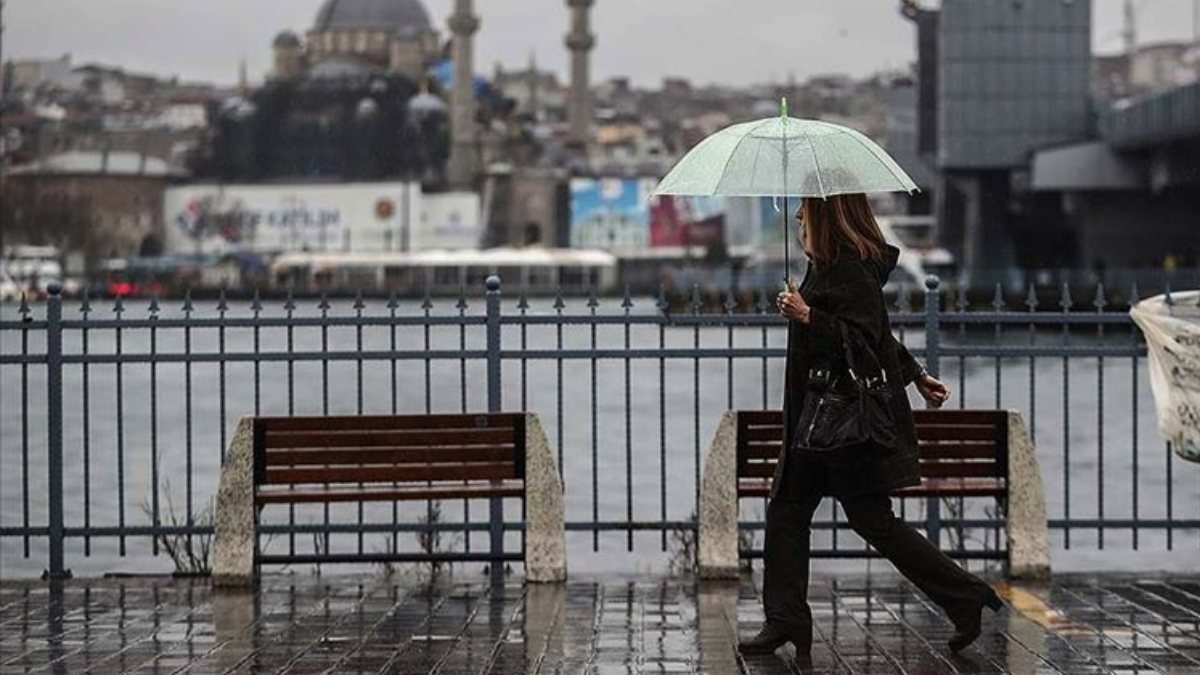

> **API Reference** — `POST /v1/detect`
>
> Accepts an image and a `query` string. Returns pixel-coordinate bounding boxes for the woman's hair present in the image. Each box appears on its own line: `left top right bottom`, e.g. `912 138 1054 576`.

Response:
802 193 886 265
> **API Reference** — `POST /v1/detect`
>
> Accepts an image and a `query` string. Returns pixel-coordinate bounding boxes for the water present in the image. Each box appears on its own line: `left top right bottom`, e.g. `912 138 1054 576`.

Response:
2 298 1199 579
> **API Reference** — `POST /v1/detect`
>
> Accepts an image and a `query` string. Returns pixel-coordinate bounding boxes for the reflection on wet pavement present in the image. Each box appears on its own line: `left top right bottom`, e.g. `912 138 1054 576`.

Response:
1 572 1198 673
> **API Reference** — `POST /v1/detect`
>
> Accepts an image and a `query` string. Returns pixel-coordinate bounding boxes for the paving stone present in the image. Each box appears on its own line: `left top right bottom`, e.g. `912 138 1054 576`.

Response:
1 573 1199 673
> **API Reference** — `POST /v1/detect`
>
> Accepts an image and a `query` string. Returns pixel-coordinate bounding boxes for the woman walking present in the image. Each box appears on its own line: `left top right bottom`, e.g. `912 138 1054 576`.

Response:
739 194 1001 656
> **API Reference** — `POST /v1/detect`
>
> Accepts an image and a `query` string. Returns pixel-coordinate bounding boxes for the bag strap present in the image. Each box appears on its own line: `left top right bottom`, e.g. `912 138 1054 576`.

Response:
836 321 887 383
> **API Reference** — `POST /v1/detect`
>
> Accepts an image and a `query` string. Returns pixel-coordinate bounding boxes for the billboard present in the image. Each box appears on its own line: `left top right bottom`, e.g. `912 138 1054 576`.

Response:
569 177 653 249
569 177 729 251
164 182 421 254
415 192 482 250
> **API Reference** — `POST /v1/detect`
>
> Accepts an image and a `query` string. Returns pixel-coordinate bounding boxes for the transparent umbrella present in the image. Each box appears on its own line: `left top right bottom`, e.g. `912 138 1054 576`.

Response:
653 99 918 284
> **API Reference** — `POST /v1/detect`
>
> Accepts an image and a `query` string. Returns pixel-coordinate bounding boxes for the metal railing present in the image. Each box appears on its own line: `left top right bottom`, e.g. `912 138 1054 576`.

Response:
2 275 1198 578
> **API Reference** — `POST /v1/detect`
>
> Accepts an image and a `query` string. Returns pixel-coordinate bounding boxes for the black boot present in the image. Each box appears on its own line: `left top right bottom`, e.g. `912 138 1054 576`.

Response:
947 589 1003 653
738 623 811 655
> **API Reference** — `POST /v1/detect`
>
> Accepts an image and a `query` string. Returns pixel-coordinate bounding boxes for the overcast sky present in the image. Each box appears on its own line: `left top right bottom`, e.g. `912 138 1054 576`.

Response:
4 0 1198 88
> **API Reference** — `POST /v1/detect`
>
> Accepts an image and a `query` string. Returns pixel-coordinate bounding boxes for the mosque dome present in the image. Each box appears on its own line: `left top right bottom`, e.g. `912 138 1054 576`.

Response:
273 31 302 48
314 0 433 39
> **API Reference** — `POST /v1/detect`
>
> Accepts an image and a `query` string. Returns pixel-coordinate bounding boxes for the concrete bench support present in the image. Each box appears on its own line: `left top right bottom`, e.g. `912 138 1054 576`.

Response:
523 413 568 582
213 413 567 587
213 417 256 587
1004 411 1050 580
696 410 1051 580
698 411 741 579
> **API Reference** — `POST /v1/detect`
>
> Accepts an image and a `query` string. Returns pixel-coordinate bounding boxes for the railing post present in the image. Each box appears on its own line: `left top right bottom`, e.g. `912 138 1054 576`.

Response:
44 282 70 580
923 275 941 379
923 275 942 545
485 276 504 579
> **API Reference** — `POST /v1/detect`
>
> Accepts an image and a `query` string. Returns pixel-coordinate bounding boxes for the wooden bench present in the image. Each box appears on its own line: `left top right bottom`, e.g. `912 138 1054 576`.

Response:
698 409 1050 579
214 412 566 585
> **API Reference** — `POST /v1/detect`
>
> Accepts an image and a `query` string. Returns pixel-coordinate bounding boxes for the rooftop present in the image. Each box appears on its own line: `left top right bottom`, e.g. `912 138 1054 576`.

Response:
7 151 182 178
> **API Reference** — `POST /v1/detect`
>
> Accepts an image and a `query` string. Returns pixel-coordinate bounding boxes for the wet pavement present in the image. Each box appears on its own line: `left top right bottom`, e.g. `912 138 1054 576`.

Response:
2 571 1200 674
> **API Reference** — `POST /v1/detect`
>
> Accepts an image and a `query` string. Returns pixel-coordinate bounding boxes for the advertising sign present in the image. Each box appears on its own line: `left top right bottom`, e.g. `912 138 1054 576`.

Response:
415 192 482 250
164 182 420 254
569 177 654 250
569 177 732 252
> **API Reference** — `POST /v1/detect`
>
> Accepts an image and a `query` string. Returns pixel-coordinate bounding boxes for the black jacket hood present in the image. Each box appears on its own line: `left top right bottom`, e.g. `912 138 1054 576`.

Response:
827 243 899 287
866 244 901 287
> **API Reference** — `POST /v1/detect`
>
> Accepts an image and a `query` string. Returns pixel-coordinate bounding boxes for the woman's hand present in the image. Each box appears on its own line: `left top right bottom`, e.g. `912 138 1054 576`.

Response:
776 285 811 323
915 373 951 408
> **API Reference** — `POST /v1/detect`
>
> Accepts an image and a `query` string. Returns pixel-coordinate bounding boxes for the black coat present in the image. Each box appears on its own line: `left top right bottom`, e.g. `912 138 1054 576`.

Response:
771 244 925 500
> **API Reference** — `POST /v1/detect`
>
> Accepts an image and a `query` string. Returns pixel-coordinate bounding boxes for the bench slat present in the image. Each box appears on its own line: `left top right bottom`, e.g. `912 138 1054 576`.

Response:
917 442 997 459
740 441 783 460
913 425 1002 442
256 482 525 504
256 413 523 432
263 445 517 466
736 478 1007 499
738 410 783 425
263 462 517 485
917 461 1002 478
895 478 1006 498
739 462 779 478
262 428 515 449
741 425 786 443
912 410 1007 425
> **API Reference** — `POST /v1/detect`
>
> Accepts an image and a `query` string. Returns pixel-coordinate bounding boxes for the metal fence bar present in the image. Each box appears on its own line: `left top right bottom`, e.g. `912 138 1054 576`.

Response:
6 274 1200 575
485 276 504 576
45 284 67 579
923 276 942 546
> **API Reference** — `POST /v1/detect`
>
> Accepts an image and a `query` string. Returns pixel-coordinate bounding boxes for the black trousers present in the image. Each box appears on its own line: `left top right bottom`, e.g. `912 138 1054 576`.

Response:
762 456 993 644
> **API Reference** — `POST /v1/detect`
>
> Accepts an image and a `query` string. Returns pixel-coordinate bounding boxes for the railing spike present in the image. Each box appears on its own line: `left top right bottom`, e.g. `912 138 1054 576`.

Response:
216 284 228 313
723 287 737 314
516 287 529 311
1164 283 1174 308
955 286 969 312
553 286 565 311
656 284 669 313
181 288 193 313
421 287 433 311
18 291 30 319
148 292 160 316
755 283 769 314
80 287 92 315
1093 282 1107 311
587 283 599 309
456 285 468 311
1059 281 1072 311
318 291 330 312
353 290 365 311
621 283 633 310
690 284 702 315
1024 283 1038 311
250 287 262 313
1129 281 1139 306
283 284 295 312
991 283 1005 311
387 290 399 310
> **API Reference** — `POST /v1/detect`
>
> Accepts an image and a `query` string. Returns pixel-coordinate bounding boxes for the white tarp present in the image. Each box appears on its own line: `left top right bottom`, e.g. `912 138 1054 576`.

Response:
1130 291 1200 464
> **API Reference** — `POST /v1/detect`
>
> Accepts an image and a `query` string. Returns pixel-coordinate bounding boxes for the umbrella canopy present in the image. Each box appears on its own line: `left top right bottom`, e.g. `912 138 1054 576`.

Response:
653 116 918 198
653 103 918 286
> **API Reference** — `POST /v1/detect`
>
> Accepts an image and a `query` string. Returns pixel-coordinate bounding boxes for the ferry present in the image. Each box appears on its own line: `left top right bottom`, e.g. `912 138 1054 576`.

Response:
269 248 619 295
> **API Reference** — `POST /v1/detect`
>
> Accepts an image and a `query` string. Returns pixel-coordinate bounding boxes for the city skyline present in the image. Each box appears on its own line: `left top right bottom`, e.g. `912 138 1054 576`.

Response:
5 0 1198 89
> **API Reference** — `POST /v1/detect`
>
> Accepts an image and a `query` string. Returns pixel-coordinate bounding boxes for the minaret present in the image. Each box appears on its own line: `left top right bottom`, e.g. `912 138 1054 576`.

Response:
446 0 480 188
565 0 595 149
527 50 540 120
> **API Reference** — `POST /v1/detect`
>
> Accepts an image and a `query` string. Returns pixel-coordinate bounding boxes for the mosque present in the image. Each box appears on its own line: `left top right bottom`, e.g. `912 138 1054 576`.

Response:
269 0 440 83
198 0 596 192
